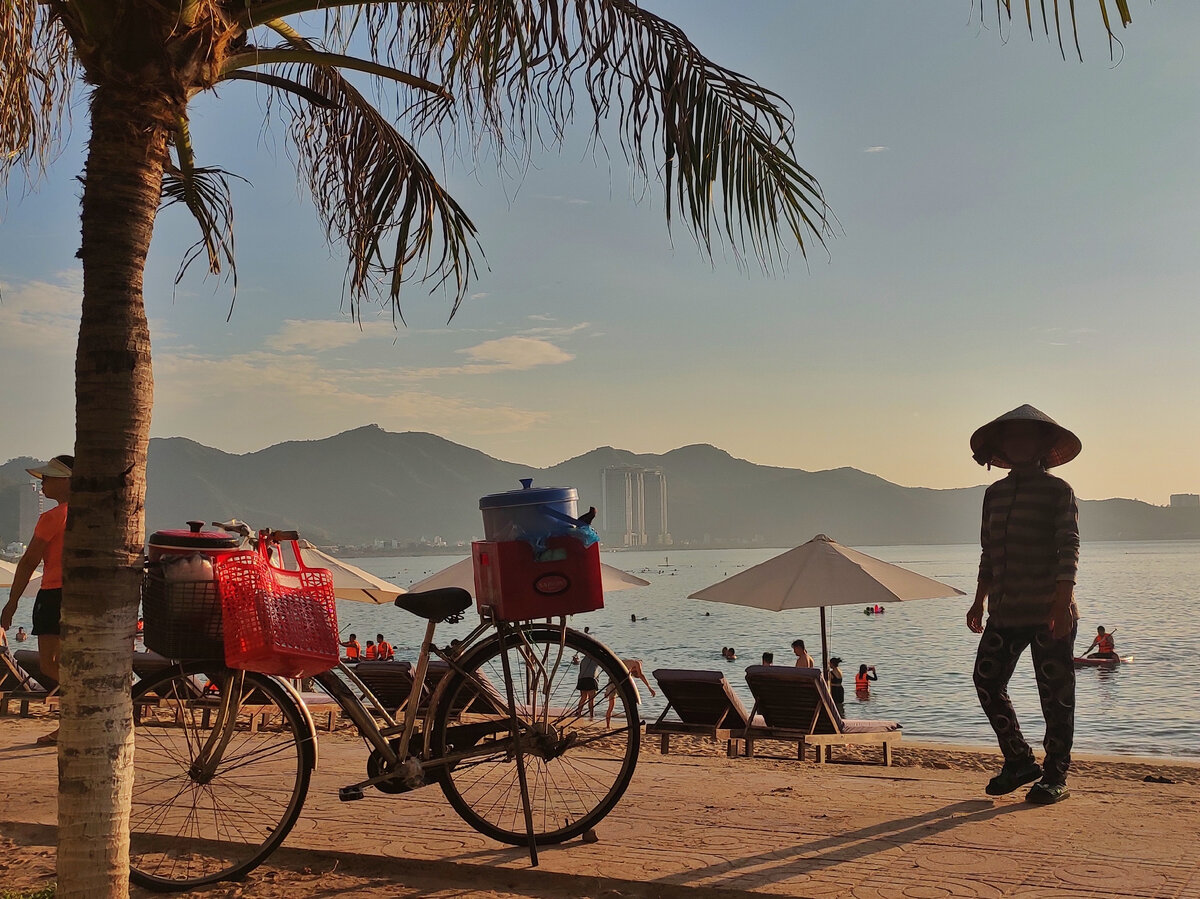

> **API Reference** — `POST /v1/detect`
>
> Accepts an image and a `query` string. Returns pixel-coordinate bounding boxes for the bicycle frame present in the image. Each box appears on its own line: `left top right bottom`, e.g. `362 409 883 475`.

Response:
313 615 551 787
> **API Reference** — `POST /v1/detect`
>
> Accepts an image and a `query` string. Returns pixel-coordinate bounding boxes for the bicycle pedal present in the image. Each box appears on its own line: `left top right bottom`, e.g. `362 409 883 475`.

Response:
338 786 365 802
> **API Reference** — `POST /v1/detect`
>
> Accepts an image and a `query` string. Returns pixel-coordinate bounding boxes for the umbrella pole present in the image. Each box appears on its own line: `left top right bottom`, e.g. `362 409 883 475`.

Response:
820 606 829 675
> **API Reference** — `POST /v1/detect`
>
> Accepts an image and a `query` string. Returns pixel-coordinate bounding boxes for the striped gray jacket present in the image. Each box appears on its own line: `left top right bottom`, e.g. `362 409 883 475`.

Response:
978 468 1080 628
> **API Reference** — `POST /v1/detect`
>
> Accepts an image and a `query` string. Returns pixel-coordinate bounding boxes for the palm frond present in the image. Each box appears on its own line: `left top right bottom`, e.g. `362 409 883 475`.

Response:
162 120 245 300
0 0 75 184
270 61 480 317
247 0 831 271
990 0 1135 60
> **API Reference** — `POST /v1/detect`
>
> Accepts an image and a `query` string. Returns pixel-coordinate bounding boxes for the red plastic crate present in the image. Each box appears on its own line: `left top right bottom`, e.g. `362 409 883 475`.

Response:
215 551 340 678
472 537 604 622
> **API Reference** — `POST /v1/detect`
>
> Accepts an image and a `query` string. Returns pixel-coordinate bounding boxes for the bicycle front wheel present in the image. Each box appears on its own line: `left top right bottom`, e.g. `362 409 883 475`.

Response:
431 625 640 845
129 664 315 892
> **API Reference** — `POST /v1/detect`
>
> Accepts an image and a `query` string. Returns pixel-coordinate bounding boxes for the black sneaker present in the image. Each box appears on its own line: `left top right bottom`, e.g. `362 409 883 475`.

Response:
1026 780 1070 804
985 760 1042 796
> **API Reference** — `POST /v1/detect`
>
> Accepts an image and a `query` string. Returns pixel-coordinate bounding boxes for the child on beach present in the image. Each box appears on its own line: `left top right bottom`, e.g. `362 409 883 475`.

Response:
967 405 1081 805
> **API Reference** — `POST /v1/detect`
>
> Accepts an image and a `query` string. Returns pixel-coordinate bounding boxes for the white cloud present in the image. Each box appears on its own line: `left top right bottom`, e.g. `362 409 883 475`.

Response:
460 336 574 369
0 271 82 350
152 348 549 450
534 195 591 206
469 292 490 300
264 319 396 352
864 146 890 153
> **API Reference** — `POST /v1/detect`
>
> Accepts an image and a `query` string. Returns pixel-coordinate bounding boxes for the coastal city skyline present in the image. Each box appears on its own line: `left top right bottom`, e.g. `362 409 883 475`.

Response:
2 4 1199 505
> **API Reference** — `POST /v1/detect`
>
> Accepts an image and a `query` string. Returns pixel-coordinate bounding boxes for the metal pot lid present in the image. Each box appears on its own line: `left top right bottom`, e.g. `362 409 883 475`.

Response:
479 480 578 510
149 520 240 549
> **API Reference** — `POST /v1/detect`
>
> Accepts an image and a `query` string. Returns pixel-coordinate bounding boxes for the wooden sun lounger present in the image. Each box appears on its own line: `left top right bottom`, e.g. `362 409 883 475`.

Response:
647 669 755 757
739 665 901 765
1 649 58 717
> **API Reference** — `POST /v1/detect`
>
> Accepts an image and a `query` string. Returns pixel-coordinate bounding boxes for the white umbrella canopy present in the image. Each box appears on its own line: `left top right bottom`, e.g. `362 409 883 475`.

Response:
409 556 650 595
688 534 965 668
0 558 42 599
290 541 407 604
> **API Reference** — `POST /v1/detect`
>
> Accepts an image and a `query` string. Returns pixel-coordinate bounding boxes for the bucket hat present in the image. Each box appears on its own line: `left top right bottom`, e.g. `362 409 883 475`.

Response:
970 405 1080 469
26 455 73 480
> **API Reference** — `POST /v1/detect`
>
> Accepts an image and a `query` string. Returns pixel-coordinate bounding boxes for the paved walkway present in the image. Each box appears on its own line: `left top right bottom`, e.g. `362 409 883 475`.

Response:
3 718 1199 898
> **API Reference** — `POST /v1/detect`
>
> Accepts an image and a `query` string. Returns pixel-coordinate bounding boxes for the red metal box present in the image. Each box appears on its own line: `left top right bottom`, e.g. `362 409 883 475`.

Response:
472 537 604 622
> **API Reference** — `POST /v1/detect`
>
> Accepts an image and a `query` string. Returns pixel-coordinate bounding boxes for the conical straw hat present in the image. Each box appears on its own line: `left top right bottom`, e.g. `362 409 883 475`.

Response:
970 404 1081 469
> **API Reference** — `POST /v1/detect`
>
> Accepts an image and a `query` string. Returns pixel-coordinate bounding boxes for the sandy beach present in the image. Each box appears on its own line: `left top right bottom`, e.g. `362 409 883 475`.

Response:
3 709 1199 899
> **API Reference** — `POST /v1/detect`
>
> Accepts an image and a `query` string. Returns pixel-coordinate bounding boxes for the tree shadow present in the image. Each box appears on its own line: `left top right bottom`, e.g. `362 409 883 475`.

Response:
655 798 1030 890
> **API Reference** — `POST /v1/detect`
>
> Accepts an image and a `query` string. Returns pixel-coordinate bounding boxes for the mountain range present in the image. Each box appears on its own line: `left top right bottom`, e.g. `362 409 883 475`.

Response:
3 424 1199 548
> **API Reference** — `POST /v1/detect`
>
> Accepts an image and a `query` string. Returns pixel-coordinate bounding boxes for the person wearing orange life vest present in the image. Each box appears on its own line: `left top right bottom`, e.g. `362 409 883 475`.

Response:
375 634 394 661
1083 626 1118 660
363 640 378 661
340 633 361 662
855 664 878 696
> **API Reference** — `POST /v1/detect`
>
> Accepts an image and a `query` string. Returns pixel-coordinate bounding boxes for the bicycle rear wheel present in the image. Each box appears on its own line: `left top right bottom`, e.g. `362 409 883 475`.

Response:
431 625 640 845
129 663 315 892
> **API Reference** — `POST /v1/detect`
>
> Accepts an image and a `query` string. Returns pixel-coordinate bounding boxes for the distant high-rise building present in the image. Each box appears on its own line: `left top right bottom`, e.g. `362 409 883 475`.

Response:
600 466 670 547
18 481 42 545
1170 493 1200 508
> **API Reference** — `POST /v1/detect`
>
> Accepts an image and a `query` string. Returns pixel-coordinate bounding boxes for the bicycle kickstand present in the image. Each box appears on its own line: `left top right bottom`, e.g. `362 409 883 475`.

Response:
497 622 538 866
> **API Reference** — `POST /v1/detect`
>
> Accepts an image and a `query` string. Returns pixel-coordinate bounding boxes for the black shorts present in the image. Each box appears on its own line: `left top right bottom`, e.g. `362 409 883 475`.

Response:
576 676 598 693
32 588 62 636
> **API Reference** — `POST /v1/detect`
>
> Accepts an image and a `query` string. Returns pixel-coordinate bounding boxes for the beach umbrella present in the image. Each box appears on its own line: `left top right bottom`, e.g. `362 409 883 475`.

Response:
688 534 965 672
289 541 407 604
408 556 650 595
0 559 42 599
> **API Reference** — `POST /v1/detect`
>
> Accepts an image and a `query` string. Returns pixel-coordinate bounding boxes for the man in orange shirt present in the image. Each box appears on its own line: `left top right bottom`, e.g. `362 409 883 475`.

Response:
2 455 72 746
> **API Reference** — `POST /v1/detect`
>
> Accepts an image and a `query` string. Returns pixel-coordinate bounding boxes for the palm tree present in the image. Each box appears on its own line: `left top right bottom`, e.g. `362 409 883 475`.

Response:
0 0 1134 895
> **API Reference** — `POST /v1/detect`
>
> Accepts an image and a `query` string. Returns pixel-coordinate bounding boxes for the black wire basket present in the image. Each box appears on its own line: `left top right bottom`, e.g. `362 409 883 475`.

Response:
141 569 225 660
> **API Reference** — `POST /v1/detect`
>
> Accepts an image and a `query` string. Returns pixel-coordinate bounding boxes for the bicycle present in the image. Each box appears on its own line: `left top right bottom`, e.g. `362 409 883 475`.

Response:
129 525 641 892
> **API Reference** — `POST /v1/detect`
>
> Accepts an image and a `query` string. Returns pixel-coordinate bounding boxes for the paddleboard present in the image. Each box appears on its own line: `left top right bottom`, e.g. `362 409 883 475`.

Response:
1073 655 1133 667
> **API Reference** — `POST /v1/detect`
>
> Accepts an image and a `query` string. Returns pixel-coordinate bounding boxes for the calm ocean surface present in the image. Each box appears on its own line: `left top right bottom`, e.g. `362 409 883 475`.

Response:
339 541 1200 759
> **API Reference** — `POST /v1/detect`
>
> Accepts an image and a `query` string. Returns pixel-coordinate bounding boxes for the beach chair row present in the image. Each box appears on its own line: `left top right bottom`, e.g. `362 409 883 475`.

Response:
647 665 902 765
3 649 342 731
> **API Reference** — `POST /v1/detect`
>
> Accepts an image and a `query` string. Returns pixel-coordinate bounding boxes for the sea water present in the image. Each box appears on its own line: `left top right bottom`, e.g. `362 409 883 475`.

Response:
340 540 1200 759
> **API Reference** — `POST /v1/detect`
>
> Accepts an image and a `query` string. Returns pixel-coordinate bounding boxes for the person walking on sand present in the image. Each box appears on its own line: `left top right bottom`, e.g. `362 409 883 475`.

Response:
575 654 600 718
1 455 72 746
967 405 1081 805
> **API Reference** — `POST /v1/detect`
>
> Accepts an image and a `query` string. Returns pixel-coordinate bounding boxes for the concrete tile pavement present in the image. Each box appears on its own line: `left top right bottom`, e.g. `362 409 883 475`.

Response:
2 718 1199 898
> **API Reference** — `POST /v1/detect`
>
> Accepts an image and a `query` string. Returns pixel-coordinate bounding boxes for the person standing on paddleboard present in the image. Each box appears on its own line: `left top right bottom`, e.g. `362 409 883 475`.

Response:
967 406 1081 806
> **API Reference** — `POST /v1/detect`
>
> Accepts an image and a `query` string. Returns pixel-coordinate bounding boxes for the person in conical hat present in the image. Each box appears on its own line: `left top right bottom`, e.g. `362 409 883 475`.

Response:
966 406 1080 806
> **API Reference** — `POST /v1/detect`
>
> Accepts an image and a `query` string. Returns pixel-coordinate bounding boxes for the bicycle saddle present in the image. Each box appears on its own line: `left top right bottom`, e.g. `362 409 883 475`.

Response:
395 587 473 622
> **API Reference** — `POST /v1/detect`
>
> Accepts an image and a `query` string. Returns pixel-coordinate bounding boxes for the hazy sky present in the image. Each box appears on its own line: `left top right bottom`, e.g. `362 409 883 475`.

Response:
2 3 1198 505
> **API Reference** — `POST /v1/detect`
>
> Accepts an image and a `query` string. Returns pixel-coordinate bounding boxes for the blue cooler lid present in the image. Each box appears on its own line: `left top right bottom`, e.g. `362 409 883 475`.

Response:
479 480 578 510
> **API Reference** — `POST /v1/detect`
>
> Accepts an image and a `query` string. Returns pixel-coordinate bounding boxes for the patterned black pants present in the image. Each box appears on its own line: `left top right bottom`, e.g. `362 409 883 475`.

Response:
973 621 1077 783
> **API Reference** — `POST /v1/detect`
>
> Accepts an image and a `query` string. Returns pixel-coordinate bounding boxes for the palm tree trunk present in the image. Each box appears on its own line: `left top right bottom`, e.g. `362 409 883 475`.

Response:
59 83 171 899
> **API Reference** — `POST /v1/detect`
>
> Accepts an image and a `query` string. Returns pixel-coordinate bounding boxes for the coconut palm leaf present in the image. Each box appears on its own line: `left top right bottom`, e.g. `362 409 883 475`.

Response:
264 59 479 318
990 1 1133 59
0 0 74 182
161 115 247 300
